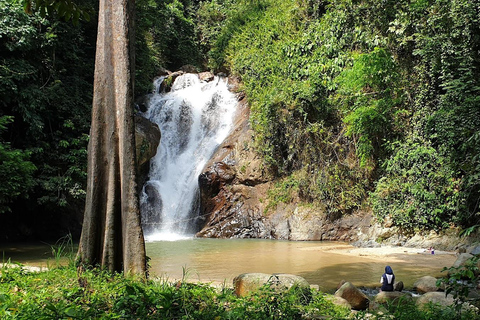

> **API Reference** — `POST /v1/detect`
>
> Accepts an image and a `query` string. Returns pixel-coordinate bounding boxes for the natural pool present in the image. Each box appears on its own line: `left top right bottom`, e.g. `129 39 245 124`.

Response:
145 238 455 292
1 238 456 293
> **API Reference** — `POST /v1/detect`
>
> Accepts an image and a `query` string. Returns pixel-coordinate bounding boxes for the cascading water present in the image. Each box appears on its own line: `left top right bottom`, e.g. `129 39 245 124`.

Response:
140 74 237 241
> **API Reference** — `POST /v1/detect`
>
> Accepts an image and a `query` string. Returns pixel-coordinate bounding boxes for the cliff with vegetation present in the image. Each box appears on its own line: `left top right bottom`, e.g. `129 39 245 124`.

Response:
1 0 479 243
194 0 480 245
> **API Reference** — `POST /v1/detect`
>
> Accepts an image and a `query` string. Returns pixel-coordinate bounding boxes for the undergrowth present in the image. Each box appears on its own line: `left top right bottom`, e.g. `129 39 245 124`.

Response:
0 264 351 319
197 0 480 232
1 263 478 319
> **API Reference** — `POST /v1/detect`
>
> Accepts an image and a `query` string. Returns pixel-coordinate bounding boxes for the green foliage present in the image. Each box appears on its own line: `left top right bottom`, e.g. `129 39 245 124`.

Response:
353 296 477 320
135 0 203 94
0 116 36 213
437 256 480 313
0 0 94 237
197 0 480 230
2 0 480 236
371 137 463 230
0 265 351 319
335 47 404 166
198 0 374 218
21 0 92 24
266 175 300 213
0 0 207 239
2 264 478 319
409 0 480 226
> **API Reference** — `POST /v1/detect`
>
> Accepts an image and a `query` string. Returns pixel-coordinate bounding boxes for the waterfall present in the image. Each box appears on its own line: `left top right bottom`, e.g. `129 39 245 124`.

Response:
140 74 237 241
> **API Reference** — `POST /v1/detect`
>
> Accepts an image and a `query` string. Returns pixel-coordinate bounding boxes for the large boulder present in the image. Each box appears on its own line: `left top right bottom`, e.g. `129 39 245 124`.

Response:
334 282 369 310
413 276 442 293
452 253 475 268
375 291 412 304
416 292 455 310
468 245 480 256
450 253 480 277
233 273 309 297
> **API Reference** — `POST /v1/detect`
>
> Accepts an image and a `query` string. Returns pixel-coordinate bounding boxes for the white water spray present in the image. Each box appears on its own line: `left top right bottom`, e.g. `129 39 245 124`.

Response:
140 74 237 241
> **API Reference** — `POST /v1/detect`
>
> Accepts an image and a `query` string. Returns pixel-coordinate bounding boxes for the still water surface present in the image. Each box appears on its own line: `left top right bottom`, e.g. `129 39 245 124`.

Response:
1 239 454 293
145 238 454 292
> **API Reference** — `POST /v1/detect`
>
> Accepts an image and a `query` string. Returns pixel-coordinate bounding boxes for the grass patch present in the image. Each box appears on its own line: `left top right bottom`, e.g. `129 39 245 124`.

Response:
1 263 478 319
0 264 351 319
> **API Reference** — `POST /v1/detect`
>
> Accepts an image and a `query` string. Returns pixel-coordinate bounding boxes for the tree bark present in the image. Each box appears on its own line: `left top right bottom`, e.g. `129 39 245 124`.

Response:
77 0 146 275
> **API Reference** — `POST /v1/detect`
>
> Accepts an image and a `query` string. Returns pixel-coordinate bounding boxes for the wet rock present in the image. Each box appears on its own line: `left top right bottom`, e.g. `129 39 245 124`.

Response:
199 162 235 200
135 115 161 189
337 280 347 290
140 183 163 234
196 98 275 238
452 253 474 267
199 71 214 82
180 65 198 73
413 276 442 293
394 280 404 292
334 282 369 310
233 273 309 297
135 94 153 112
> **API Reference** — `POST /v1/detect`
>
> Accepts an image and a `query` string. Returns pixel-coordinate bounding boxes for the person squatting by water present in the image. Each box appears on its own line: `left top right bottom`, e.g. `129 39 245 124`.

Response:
380 265 395 291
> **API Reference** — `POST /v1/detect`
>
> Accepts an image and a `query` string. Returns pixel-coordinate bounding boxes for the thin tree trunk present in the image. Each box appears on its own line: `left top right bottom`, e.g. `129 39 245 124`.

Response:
77 0 146 275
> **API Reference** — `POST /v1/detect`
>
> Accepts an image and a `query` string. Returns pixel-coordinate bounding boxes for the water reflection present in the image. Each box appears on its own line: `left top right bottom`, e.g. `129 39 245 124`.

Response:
0 242 68 266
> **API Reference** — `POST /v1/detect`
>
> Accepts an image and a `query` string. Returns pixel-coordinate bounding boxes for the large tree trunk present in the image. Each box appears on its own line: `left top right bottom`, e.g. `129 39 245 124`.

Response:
77 0 146 275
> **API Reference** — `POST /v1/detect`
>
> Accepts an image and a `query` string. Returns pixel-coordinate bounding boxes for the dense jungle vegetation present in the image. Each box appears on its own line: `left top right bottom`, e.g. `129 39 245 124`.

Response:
1 0 479 240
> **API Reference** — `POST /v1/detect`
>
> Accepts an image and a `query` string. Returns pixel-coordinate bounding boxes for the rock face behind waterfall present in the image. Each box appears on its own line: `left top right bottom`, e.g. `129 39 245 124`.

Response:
196 78 372 241
135 114 161 190
196 93 272 238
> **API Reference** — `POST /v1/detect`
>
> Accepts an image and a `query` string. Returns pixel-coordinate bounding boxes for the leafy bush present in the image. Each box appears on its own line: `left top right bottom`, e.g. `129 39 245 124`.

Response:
371 137 463 230
197 0 480 230
2 263 479 319
0 116 36 213
0 0 93 224
198 0 375 218
335 47 404 166
437 256 480 313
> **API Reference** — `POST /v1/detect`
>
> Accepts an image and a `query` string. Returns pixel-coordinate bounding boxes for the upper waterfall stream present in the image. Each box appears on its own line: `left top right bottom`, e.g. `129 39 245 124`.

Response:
140 74 237 241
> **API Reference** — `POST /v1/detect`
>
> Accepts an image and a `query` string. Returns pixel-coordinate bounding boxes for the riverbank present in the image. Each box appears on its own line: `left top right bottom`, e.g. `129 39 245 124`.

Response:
323 243 456 262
